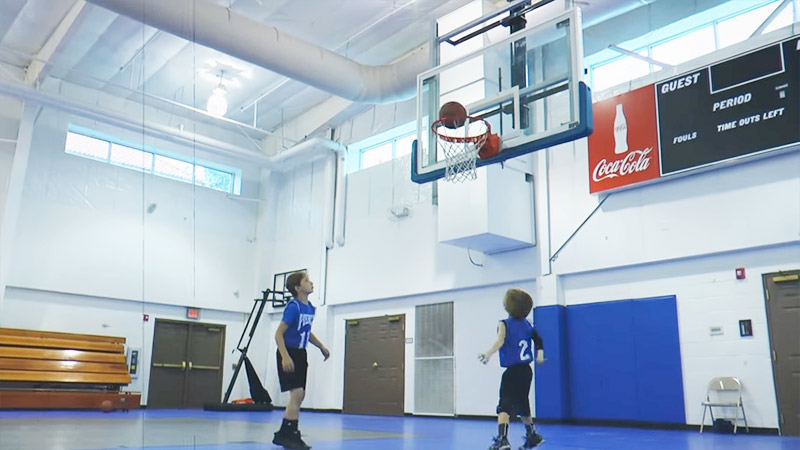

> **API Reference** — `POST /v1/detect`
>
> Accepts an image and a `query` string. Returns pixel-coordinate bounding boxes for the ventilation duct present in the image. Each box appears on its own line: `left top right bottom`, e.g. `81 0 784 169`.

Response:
85 0 429 104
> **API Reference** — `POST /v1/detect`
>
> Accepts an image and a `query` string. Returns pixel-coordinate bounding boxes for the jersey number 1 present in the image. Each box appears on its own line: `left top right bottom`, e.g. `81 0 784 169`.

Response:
300 332 309 348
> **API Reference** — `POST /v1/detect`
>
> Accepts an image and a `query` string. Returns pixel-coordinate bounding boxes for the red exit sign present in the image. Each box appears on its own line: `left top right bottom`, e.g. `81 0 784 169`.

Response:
186 308 200 320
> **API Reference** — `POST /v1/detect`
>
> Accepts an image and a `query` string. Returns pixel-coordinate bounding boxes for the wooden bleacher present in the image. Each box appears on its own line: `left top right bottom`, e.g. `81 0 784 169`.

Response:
0 328 140 410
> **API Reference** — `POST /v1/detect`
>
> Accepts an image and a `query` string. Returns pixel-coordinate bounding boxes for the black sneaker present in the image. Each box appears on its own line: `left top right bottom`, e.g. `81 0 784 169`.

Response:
272 429 311 449
489 435 511 450
520 432 544 449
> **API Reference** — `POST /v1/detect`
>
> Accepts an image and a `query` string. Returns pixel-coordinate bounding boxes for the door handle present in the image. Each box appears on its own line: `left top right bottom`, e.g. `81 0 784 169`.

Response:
373 362 378 368
192 364 220 370
188 361 193 370
153 362 187 370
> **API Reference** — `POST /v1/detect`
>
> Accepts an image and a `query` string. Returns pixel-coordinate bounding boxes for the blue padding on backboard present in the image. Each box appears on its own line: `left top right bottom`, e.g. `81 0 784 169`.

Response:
411 81 594 184
566 296 685 424
533 305 570 420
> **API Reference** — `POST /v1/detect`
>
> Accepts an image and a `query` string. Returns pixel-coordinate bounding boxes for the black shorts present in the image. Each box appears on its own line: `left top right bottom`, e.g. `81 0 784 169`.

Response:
497 363 533 416
277 347 308 392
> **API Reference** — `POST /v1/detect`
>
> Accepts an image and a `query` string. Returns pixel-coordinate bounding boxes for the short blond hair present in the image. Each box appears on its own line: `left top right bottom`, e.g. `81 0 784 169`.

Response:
503 288 533 319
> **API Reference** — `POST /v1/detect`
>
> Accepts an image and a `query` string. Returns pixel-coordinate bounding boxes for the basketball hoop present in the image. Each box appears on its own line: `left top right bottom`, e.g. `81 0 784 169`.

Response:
431 116 500 183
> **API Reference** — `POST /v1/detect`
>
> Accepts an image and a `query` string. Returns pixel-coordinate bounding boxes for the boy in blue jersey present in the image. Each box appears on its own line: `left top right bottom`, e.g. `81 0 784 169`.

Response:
272 271 330 449
479 288 545 450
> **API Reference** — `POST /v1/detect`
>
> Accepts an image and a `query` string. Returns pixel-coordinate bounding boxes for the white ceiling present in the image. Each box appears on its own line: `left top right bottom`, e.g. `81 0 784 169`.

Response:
0 0 654 137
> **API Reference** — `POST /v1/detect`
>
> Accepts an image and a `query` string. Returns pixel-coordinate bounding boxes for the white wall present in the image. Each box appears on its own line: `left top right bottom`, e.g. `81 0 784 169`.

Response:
326 159 540 304
6 107 260 311
547 138 800 275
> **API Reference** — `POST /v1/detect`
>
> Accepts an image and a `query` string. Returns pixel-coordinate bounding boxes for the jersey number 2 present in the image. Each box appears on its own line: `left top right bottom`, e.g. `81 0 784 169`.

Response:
518 340 531 360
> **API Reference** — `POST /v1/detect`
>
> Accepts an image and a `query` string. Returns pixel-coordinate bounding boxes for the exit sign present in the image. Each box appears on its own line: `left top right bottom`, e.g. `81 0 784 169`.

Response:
186 308 200 320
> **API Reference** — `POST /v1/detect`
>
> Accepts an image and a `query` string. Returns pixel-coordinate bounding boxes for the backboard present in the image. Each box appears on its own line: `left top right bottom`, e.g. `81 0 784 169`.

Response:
412 4 592 183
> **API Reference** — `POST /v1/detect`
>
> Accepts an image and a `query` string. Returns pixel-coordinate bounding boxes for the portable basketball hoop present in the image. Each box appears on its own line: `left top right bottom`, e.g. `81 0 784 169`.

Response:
431 113 500 183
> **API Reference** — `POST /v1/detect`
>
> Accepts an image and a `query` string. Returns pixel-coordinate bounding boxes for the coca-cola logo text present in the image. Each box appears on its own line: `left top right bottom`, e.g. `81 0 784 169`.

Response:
592 148 653 182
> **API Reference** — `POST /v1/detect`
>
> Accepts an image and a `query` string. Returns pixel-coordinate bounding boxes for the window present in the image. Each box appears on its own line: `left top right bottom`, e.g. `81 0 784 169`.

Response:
651 26 716 66
110 143 153 171
65 128 241 194
592 52 651 93
588 0 796 92
360 142 394 169
347 121 417 173
65 132 109 161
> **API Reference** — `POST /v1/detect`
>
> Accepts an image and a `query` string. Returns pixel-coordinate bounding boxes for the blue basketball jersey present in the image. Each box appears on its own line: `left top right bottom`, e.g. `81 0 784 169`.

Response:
499 318 534 367
281 299 316 349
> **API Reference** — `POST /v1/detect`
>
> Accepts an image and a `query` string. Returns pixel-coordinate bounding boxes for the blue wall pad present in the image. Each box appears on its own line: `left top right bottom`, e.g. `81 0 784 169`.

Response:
566 296 685 424
632 296 686 423
533 305 570 420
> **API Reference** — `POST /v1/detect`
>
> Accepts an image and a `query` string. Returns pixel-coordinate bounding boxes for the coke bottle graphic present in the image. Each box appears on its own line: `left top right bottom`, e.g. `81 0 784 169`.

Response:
613 103 628 155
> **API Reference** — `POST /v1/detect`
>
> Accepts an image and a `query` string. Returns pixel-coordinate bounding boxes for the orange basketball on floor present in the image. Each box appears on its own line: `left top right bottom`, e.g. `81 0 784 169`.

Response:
100 400 114 412
439 101 467 129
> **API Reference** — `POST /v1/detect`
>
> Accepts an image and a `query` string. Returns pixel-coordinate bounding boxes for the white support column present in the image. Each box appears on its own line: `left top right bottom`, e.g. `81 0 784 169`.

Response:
0 103 38 315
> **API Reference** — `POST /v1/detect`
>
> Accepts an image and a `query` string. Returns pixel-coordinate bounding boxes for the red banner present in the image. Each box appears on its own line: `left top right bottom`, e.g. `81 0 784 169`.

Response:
588 85 661 193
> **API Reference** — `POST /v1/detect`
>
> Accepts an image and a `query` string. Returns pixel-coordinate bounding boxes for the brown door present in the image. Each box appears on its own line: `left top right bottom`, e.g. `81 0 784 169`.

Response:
763 271 800 435
149 320 189 408
184 324 225 408
343 315 405 416
148 319 225 408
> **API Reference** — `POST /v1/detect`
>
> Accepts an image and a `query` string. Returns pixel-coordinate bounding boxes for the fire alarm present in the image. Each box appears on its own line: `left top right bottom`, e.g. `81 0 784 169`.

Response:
735 267 746 280
143 314 150 322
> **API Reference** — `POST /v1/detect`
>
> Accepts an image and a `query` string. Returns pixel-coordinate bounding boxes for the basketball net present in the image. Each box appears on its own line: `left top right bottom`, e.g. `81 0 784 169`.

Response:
433 118 489 183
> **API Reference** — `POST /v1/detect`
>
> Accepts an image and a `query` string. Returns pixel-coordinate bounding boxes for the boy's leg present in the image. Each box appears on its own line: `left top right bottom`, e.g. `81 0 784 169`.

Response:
498 412 510 437
274 349 311 448
493 369 514 450
275 388 309 448
521 416 544 448
518 366 543 448
285 388 306 420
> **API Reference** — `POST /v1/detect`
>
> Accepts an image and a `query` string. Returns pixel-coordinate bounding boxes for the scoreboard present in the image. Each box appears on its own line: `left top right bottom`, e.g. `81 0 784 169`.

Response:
657 37 800 174
589 36 800 193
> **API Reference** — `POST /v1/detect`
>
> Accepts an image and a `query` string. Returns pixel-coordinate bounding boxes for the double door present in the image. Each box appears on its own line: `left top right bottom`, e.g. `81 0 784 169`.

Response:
148 319 225 408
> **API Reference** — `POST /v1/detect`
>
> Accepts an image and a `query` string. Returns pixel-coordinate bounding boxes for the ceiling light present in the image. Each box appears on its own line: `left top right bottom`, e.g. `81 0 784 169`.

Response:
207 70 229 117
207 84 228 117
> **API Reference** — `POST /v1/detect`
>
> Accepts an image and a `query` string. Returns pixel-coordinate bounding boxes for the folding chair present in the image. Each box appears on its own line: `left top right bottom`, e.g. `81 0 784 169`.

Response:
700 377 749 434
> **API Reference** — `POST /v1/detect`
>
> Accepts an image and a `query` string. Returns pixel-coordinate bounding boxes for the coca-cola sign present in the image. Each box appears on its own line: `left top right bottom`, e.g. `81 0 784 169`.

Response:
592 148 653 182
588 85 661 193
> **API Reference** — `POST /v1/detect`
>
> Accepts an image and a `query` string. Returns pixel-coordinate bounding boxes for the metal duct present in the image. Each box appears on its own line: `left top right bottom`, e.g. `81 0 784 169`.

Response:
85 0 429 104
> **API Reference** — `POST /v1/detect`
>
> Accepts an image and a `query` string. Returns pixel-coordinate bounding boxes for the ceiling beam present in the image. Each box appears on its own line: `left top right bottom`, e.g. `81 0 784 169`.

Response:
608 44 673 68
24 0 86 86
750 0 792 38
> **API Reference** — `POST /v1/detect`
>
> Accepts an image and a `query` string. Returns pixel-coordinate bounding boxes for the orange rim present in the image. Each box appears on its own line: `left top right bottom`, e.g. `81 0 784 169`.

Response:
431 117 492 144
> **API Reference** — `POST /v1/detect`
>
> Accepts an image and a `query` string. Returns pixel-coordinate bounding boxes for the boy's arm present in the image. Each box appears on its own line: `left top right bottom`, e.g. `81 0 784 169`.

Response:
309 332 330 360
275 321 294 372
478 321 506 364
532 328 545 364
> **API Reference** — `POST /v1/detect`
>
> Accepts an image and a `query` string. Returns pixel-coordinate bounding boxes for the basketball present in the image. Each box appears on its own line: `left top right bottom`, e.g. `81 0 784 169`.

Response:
100 400 113 412
478 133 501 159
439 101 467 129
